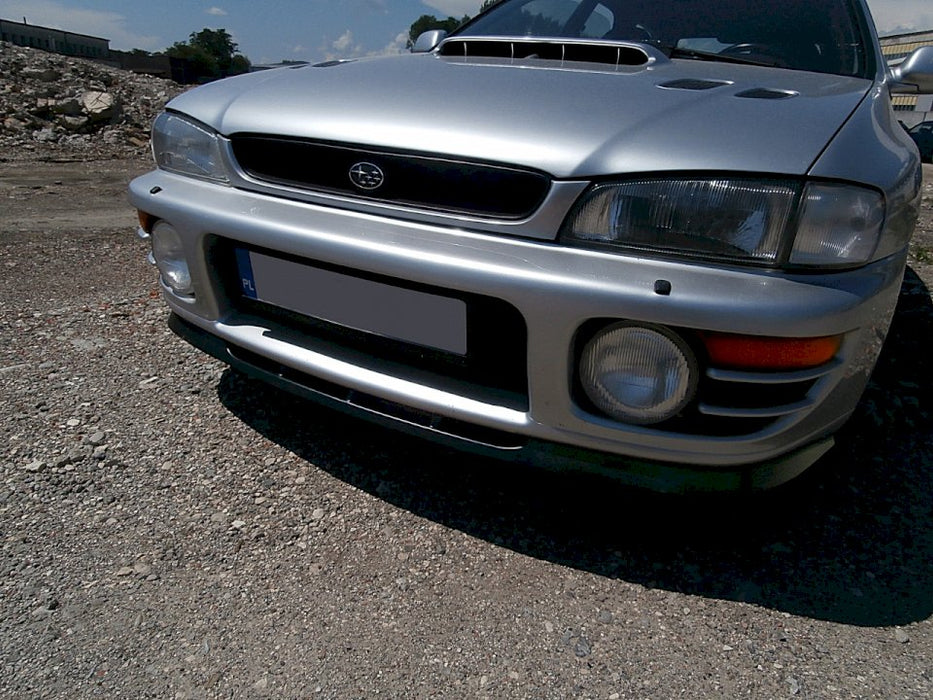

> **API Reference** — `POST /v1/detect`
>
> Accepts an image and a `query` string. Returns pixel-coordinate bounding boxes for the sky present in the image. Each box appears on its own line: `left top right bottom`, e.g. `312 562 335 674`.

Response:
0 0 930 66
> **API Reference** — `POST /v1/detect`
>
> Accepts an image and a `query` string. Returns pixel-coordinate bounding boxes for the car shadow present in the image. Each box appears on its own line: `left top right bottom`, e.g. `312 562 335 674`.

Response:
216 267 933 628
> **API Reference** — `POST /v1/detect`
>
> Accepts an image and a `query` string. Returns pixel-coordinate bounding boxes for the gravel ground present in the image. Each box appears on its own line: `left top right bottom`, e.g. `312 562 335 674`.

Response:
1 157 932 698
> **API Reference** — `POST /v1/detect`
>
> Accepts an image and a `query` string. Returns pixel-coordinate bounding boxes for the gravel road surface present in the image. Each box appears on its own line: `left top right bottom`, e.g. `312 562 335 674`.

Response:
1 158 932 698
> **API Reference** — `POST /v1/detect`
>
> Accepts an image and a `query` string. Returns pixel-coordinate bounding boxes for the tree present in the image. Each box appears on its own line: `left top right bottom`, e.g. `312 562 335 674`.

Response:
229 54 251 75
407 14 470 49
166 28 250 82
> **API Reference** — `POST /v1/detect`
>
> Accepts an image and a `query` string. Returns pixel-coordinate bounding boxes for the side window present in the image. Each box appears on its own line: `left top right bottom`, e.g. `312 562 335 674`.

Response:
581 3 615 38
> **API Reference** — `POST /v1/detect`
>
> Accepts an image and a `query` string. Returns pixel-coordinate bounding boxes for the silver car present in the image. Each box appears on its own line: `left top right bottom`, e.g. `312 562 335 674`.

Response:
129 0 933 492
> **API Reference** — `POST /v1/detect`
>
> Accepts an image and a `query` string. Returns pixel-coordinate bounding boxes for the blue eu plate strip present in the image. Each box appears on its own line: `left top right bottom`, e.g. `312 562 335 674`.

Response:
234 248 258 299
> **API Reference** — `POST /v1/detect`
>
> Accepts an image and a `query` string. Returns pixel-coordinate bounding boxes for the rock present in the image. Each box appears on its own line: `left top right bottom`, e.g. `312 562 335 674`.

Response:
51 97 82 115
24 460 46 473
21 67 61 82
60 115 89 131
895 628 910 643
33 127 58 143
79 91 118 122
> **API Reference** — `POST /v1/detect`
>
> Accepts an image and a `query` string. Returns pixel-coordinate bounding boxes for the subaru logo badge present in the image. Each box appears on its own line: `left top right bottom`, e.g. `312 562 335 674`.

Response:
349 162 385 191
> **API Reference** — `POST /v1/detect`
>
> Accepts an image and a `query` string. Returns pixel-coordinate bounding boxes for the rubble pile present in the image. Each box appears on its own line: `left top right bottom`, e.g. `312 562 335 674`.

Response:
0 42 184 161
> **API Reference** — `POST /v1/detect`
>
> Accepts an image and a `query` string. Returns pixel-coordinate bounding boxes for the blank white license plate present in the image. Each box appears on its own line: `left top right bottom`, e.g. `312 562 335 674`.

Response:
235 249 468 355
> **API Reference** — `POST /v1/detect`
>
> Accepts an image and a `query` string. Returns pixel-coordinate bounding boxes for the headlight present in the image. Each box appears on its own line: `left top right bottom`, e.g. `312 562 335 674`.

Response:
562 178 885 268
151 112 229 183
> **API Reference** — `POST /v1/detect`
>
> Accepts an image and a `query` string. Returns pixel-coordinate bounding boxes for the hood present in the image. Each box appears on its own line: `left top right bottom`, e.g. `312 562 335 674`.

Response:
168 52 872 179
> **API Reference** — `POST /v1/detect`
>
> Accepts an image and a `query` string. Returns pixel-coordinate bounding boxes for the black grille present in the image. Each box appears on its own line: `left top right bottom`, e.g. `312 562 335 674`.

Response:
229 136 550 219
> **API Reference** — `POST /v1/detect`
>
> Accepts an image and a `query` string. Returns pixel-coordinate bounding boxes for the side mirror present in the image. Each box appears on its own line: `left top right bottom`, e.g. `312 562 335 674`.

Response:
412 30 448 53
890 46 933 94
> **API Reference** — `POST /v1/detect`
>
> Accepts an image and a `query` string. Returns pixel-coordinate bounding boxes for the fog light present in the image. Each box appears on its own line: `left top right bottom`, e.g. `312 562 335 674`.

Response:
580 324 697 425
150 221 193 296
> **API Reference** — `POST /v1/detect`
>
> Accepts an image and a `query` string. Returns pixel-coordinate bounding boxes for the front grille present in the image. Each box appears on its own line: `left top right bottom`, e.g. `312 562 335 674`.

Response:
212 238 529 411
229 136 550 219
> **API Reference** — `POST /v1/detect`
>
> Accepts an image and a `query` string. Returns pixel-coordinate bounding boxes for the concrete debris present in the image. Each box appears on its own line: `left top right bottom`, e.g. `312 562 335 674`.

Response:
0 41 183 161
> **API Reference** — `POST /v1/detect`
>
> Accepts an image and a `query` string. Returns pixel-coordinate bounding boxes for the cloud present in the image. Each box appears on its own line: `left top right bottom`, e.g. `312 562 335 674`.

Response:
0 0 160 50
368 32 409 57
422 1 480 19
206 7 227 17
332 30 355 53
321 29 364 60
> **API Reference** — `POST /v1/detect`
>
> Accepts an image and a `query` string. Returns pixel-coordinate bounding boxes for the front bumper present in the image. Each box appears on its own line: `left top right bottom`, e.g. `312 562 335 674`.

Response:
168 312 833 493
130 169 905 490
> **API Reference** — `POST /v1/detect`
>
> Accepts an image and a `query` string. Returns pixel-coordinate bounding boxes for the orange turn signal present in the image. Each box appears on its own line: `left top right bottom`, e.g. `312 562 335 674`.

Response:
137 210 156 234
699 332 842 371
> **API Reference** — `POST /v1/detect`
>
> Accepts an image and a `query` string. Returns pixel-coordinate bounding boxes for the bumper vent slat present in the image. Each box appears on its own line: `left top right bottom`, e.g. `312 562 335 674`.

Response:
697 398 816 419
706 359 841 384
683 358 839 435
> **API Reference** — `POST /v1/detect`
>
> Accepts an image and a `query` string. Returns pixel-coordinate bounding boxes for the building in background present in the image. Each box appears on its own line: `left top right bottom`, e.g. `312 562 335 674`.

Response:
1 17 195 84
880 29 933 127
0 17 108 59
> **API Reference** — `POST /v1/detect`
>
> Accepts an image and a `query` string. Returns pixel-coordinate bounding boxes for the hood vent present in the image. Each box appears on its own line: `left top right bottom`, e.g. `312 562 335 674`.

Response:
735 88 799 100
312 59 353 68
657 78 732 91
438 38 650 67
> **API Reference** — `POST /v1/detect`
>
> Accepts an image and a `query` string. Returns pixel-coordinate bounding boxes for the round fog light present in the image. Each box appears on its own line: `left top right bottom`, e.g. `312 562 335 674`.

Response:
579 324 697 425
151 221 193 296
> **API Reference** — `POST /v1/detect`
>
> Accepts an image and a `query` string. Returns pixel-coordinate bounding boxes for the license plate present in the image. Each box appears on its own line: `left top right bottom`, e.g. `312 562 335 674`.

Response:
235 249 468 355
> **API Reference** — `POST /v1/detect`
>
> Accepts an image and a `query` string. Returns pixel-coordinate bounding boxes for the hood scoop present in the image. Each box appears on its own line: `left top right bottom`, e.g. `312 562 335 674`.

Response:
438 38 652 67
735 87 799 100
657 78 732 91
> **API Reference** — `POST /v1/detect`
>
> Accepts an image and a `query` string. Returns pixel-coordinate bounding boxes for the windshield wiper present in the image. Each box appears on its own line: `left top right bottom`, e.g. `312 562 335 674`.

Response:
665 46 779 68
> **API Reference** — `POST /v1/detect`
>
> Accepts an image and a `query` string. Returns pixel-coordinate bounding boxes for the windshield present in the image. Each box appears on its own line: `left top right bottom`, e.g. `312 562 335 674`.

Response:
456 0 873 78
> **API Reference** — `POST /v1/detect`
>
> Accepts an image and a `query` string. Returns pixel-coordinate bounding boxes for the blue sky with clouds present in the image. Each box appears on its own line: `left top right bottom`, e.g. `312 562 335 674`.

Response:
0 1 929 65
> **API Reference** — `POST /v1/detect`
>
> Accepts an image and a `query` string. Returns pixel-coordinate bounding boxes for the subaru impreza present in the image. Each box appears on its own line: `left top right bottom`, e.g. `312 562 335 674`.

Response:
130 0 933 491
